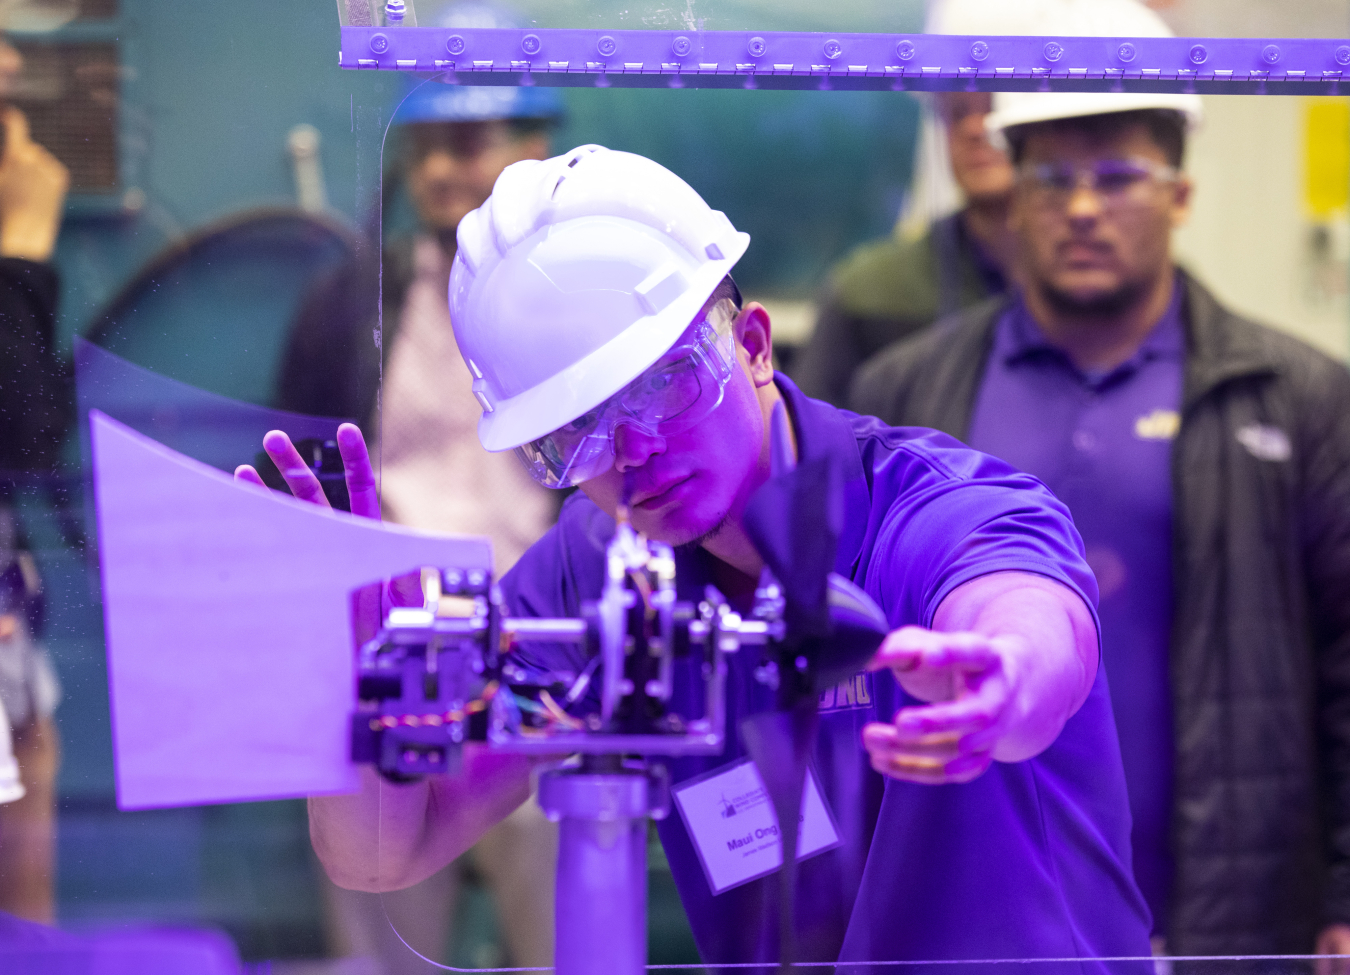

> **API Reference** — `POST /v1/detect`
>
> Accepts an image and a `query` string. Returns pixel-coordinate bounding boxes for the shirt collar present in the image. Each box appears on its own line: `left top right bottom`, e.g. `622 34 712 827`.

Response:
996 272 1186 376
773 373 870 576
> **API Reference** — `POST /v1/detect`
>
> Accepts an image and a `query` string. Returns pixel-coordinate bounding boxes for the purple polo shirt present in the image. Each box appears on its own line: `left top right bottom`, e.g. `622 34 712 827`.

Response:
502 374 1152 970
967 287 1185 936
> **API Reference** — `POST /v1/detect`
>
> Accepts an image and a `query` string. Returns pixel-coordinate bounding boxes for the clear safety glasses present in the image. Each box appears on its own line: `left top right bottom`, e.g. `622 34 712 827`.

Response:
515 297 741 489
1018 156 1180 213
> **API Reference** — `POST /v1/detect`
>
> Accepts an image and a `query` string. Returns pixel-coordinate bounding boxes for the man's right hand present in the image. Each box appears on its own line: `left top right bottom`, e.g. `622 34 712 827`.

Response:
234 422 381 520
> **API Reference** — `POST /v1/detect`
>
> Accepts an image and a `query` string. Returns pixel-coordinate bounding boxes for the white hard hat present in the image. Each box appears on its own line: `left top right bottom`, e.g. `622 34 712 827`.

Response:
983 0 1203 140
927 0 1072 36
449 145 750 453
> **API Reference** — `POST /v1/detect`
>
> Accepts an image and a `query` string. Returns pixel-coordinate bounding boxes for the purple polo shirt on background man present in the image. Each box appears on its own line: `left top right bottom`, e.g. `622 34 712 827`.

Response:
967 283 1185 935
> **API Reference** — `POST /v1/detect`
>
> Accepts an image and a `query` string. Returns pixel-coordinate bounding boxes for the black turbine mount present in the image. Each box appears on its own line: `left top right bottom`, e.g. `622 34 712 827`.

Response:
739 401 888 973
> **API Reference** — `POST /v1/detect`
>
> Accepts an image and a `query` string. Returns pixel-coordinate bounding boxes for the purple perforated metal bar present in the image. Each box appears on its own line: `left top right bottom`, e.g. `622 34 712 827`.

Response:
340 28 1350 94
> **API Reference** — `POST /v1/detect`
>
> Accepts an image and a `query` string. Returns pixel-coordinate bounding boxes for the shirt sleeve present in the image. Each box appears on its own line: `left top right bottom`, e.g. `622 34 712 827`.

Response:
862 430 1101 631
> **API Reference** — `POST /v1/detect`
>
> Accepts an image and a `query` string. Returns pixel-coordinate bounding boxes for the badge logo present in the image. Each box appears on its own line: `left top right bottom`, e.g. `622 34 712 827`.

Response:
1236 424 1292 462
1134 408 1180 441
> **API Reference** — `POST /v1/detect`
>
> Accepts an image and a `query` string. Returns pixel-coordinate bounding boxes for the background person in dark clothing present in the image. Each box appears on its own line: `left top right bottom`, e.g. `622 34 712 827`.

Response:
0 23 68 925
790 0 1031 409
792 89 1015 408
850 29 1350 959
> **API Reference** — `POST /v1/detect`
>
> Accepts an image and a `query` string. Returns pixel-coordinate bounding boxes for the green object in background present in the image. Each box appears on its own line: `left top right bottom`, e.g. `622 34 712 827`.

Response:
383 83 921 299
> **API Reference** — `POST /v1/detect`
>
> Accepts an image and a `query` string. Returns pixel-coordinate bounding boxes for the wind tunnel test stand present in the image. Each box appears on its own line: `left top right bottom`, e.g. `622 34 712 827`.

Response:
347 397 893 975
351 515 774 975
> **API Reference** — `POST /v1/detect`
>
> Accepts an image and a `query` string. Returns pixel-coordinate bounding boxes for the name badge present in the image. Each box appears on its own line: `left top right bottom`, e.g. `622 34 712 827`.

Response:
671 758 841 895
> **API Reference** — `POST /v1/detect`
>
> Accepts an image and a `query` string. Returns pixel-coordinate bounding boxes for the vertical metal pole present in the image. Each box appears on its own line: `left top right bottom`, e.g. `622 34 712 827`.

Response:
539 756 650 975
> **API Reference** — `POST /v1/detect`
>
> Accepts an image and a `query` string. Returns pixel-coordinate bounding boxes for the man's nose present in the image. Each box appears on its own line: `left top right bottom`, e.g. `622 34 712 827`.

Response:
613 420 666 472
1065 177 1105 222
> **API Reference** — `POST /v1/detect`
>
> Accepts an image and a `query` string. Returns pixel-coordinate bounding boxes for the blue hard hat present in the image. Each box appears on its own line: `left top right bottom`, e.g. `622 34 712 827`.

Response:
395 82 564 125
393 1 564 125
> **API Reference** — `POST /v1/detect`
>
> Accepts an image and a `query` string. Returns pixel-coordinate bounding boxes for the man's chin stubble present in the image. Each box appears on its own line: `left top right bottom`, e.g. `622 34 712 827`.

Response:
684 510 733 551
1041 278 1148 318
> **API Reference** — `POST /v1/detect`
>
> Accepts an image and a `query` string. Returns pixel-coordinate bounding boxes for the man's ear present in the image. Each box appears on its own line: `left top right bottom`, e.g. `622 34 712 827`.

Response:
1169 174 1193 230
736 302 775 388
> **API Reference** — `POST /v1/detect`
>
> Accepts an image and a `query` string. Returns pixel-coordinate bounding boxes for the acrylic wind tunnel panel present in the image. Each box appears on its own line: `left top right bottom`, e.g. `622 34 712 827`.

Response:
90 410 492 810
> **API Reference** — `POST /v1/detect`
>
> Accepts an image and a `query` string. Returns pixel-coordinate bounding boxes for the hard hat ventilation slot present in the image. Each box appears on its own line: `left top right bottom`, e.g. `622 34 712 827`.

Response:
705 242 724 261
551 175 567 199
634 263 688 316
472 377 494 413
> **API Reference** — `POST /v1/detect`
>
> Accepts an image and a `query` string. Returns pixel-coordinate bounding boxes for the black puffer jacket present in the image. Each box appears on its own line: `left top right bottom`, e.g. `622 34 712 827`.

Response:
850 270 1350 953
0 258 67 475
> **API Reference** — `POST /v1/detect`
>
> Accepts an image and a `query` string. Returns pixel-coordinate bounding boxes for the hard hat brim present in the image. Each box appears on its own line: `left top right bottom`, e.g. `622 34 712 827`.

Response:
986 91 1204 152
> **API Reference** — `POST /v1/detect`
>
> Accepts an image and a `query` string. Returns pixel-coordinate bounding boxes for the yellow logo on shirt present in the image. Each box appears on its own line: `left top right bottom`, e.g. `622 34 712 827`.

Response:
1133 409 1180 441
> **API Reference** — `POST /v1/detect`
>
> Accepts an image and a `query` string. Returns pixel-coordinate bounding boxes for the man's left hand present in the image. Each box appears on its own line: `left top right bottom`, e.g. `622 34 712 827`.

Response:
1316 924 1350 975
861 627 1022 785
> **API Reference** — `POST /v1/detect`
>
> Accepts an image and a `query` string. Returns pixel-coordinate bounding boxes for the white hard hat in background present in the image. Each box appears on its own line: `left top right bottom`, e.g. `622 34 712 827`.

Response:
901 0 1203 233
449 145 750 453
983 0 1204 139
902 0 1076 234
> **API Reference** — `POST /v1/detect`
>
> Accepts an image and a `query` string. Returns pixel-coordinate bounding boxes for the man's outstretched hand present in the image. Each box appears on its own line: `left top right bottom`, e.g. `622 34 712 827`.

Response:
861 627 1020 786
861 571 1099 787
234 423 381 520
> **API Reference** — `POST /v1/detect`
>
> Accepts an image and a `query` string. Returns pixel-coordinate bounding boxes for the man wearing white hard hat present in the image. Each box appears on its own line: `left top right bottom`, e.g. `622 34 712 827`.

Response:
852 0 1350 960
244 142 1156 966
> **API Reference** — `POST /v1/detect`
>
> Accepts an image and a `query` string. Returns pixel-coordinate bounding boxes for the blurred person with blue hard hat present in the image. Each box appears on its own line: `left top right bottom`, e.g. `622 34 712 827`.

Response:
276 4 563 971
0 0 69 930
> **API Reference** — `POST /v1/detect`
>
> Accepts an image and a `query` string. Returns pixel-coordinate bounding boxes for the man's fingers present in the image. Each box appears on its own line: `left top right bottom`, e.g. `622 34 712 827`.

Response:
863 723 993 784
873 750 991 785
868 627 997 673
867 714 991 755
3 107 29 154
335 423 381 520
894 685 1006 736
263 430 331 508
234 464 267 488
